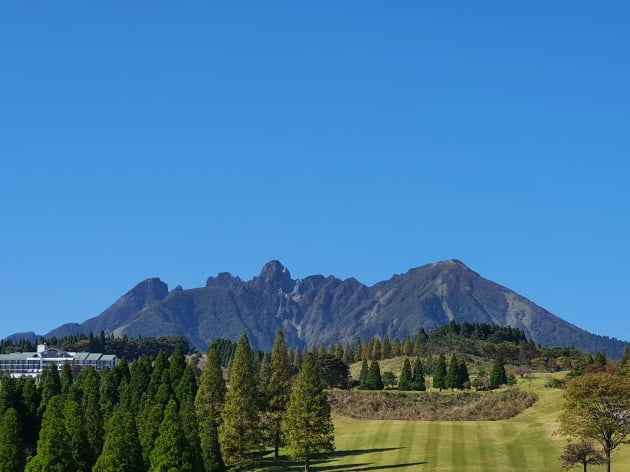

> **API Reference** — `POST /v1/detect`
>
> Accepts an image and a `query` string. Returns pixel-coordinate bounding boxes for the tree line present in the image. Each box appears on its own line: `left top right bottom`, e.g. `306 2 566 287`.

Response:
0 330 334 472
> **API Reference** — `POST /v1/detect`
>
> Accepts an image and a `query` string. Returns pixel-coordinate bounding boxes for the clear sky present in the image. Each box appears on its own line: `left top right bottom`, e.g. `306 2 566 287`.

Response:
1 2 628 342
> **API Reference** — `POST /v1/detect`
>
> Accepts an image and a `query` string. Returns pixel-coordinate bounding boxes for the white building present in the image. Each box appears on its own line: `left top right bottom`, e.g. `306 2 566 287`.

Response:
0 344 118 378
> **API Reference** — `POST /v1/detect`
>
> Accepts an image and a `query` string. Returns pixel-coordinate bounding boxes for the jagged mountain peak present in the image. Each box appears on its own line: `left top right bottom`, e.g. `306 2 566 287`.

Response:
12 260 627 357
251 260 295 292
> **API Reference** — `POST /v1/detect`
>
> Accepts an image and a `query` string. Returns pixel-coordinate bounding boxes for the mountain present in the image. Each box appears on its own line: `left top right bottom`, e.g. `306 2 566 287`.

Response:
10 260 627 357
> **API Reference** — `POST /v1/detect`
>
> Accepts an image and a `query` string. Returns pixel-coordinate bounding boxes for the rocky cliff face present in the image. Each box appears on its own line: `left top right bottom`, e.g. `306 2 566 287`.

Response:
19 260 627 357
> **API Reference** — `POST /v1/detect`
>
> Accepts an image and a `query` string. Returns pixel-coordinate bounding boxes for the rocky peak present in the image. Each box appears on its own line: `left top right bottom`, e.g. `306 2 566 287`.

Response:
251 260 295 292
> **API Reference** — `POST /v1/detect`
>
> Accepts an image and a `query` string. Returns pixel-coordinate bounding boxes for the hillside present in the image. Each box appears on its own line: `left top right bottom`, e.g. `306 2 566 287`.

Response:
8 260 627 357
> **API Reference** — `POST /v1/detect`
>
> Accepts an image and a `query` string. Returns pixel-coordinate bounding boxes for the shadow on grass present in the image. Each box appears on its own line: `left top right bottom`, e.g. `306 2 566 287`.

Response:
253 447 426 471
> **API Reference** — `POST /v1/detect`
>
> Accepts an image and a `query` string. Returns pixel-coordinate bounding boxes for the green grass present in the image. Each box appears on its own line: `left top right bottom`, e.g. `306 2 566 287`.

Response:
252 373 630 471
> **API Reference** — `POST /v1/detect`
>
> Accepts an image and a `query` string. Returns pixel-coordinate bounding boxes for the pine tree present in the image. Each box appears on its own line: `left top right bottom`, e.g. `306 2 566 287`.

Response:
195 344 227 472
342 342 354 364
0 408 25 472
266 330 291 460
619 345 630 377
26 395 77 472
63 398 91 472
433 355 447 391
358 359 369 389
129 355 153 414
381 335 392 359
59 363 73 395
37 365 61 416
445 354 460 390
398 358 413 391
458 359 470 388
366 360 384 390
138 402 163 468
353 339 362 361
92 408 144 472
392 339 402 357
149 399 196 472
16 375 40 452
402 336 413 356
219 334 261 470
283 353 334 472
178 392 205 472
169 346 187 387
411 357 426 391
490 355 508 388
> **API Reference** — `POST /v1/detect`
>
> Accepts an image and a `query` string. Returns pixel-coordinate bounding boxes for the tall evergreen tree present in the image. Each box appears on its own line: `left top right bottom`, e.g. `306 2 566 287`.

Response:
63 398 91 472
366 360 384 390
283 353 334 472
381 335 392 359
195 344 226 472
129 355 153 414
458 358 470 388
26 395 77 472
60 363 73 395
219 334 261 470
92 408 144 472
16 375 40 453
358 359 369 389
138 402 164 468
398 358 413 391
266 330 292 460
445 354 460 390
619 345 630 378
37 365 61 416
169 346 187 387
0 408 25 472
433 355 447 391
178 392 205 472
149 399 196 472
411 357 426 391
490 355 508 388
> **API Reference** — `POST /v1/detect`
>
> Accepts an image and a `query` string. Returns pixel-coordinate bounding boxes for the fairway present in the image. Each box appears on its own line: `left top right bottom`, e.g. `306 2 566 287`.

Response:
256 374 630 471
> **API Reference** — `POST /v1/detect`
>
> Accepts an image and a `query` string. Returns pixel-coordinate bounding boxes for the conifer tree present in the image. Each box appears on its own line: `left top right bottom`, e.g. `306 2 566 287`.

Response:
392 338 402 357
178 392 205 472
413 328 427 356
292 346 302 368
129 355 153 414
0 372 18 415
619 345 630 378
445 354 460 390
381 335 392 359
0 408 25 472
169 345 187 387
16 375 40 452
63 398 91 472
283 353 334 472
219 334 261 470
433 355 447 391
402 336 413 356
60 363 73 395
366 360 384 390
92 408 144 472
358 359 369 389
490 354 508 388
458 358 470 388
370 338 381 360
266 329 291 460
26 395 77 472
398 358 413 391
411 357 426 391
342 342 354 364
149 399 196 472
138 402 163 468
353 339 362 361
37 364 61 416
195 343 225 472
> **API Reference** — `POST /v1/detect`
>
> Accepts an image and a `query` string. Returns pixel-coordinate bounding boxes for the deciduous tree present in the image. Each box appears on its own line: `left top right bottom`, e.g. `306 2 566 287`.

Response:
559 373 630 472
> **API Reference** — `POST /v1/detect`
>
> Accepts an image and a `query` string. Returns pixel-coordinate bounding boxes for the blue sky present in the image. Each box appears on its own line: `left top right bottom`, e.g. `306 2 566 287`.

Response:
1 2 628 343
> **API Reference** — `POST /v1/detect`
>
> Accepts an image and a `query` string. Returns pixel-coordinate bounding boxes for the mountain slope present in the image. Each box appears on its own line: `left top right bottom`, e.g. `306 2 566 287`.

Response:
14 260 627 357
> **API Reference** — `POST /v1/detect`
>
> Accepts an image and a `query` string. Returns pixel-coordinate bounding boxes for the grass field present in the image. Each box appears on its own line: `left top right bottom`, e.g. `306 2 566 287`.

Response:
254 373 630 471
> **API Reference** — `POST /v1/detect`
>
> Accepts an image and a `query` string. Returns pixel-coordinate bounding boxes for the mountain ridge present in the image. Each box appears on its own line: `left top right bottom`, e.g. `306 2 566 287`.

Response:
6 260 627 357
